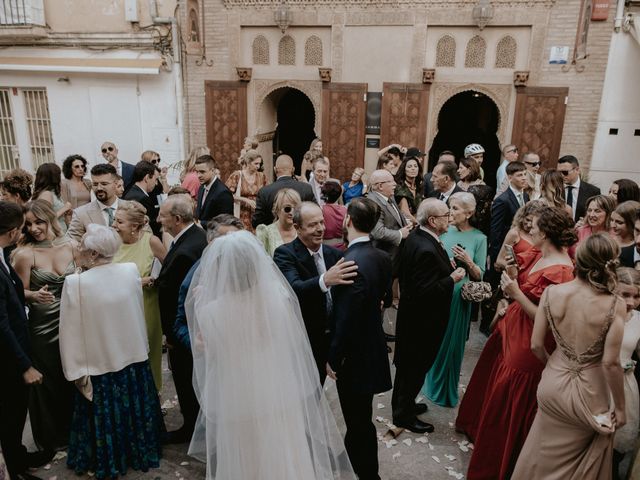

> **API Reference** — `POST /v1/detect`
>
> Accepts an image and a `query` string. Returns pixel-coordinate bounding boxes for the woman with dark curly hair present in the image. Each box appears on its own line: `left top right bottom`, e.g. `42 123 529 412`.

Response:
609 178 640 205
321 180 347 249
513 233 626 479
61 154 92 209
458 205 576 480
394 157 423 224
0 168 33 205
33 163 70 233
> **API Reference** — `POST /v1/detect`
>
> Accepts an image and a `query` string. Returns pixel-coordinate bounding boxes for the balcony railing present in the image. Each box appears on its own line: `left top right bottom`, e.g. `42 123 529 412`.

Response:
0 0 45 26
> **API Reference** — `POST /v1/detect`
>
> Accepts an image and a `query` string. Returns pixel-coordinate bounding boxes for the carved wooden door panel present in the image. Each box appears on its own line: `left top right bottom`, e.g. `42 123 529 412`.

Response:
511 87 569 169
204 81 247 180
321 83 367 182
380 82 430 153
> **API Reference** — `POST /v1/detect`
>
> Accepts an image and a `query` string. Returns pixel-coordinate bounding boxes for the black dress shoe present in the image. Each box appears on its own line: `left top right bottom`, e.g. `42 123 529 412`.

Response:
25 449 54 468
163 427 192 444
395 418 434 434
15 473 44 480
414 403 428 415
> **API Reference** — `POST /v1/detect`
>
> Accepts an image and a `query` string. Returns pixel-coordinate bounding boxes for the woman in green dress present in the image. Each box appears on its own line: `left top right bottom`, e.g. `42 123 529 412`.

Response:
255 188 300 256
112 200 167 390
421 191 487 407
12 200 75 452
394 157 424 225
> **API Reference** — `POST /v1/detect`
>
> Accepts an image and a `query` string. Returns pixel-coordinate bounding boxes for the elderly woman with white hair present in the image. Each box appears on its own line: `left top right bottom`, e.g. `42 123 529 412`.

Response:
59 224 162 479
420 191 487 408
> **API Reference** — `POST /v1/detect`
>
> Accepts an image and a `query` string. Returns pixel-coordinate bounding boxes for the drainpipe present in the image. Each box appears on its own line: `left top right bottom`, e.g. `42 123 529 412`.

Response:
614 0 625 32
150 0 186 162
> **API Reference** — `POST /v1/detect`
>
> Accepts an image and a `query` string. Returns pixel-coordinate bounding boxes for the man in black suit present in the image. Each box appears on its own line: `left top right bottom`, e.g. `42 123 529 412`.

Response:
100 141 135 193
156 195 208 443
252 154 316 228
392 199 466 433
194 154 234 227
428 160 463 204
424 150 456 198
274 201 357 383
327 197 392 480
557 155 601 222
0 202 44 480
620 209 640 268
123 161 161 236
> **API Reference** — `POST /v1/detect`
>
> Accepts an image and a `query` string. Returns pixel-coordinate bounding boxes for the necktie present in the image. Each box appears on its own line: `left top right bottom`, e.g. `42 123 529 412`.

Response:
105 207 115 226
438 193 445 201
517 193 524 208
201 188 209 207
313 252 332 314
566 186 574 214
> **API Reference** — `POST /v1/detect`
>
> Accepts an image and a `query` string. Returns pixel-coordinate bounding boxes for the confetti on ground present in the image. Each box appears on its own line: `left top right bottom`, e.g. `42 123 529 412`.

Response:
432 456 441 463
180 461 190 466
384 439 398 448
445 454 456 461
459 445 469 452
392 452 401 460
53 451 67 461
428 443 435 450
402 438 412 446
375 416 385 423
415 437 428 444
377 403 385 409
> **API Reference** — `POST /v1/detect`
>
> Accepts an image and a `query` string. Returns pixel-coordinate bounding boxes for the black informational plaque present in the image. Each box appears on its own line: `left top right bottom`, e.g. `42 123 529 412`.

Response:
366 92 382 135
366 138 380 149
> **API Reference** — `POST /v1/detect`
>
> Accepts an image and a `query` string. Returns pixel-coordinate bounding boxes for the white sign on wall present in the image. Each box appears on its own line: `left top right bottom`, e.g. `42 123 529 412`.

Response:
549 46 570 64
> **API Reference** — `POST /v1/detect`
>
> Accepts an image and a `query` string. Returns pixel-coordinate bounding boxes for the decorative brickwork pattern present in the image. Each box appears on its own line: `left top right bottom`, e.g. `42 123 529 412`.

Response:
495 35 517 68
465 35 486 68
304 35 323 65
435 35 456 67
278 35 295 65
252 35 269 64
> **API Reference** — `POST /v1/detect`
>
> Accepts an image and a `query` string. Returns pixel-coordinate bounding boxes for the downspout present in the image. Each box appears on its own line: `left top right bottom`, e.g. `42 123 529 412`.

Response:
150 0 185 162
614 0 625 32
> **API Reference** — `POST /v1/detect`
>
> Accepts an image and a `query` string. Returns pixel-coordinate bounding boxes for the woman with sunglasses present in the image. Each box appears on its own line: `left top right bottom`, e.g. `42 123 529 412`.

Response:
256 188 301 257
61 155 92 209
141 150 170 194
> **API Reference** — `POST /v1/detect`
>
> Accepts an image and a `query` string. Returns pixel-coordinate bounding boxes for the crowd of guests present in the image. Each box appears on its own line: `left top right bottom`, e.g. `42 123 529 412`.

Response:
1 136 640 480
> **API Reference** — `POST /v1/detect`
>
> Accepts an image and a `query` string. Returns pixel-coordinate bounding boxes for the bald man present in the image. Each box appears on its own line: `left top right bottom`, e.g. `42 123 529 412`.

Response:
252 154 316 228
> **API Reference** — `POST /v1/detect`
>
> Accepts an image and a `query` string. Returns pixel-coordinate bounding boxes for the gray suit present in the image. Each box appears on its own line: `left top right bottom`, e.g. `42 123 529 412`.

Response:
66 200 109 242
367 190 407 267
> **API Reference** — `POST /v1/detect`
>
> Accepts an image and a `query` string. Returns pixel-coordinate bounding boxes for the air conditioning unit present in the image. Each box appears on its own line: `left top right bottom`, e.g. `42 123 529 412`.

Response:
0 0 46 26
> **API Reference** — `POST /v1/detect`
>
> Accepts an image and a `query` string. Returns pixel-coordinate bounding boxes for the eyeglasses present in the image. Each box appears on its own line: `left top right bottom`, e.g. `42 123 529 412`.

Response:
525 161 541 167
283 205 294 213
430 213 450 219
73 164 86 169
101 146 114 153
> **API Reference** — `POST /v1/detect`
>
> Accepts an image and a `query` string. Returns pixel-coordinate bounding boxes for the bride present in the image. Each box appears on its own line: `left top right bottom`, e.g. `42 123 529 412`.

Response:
185 231 355 479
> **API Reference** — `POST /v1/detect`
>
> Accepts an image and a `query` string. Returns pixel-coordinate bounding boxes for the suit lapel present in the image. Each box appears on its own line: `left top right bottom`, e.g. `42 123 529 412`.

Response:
88 202 107 225
294 238 318 276
161 225 194 273
506 188 520 212
417 228 451 270
372 191 403 226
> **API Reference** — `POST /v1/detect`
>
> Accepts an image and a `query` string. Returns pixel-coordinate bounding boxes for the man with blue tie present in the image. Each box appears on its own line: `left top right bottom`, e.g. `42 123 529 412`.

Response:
0 202 45 480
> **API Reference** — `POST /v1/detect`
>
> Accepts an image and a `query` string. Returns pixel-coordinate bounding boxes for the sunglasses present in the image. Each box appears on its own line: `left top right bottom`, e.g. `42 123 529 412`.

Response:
559 169 575 176
525 161 541 167
73 164 86 169
283 206 293 213
101 146 114 153
151 158 161 164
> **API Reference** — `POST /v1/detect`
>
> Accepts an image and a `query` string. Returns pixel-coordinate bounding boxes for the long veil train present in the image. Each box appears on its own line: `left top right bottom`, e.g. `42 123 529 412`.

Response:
185 231 355 479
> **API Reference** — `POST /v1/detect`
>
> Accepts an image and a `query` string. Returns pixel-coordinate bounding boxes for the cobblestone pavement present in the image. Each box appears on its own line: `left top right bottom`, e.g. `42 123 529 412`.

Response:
28 308 486 479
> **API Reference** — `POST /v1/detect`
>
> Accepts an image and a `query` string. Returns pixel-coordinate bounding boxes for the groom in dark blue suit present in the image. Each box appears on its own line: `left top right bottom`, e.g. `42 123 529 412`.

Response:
327 197 392 480
274 201 358 383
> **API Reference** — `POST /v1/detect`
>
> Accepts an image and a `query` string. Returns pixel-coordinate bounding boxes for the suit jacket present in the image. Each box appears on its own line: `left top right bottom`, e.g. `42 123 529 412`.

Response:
573 181 601 221
423 172 435 198
394 228 454 370
66 200 108 242
196 178 234 227
155 224 207 343
367 190 407 260
252 176 316 228
489 188 529 263
0 259 31 373
124 184 161 236
428 184 464 204
328 240 392 394
273 238 343 347
120 160 135 194
620 245 636 268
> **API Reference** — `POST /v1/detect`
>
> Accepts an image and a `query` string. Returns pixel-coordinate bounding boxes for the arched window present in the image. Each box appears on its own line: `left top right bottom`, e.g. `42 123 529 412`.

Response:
435 35 456 67
465 35 486 68
188 8 199 43
278 35 295 65
304 35 323 66
252 35 270 65
495 35 517 68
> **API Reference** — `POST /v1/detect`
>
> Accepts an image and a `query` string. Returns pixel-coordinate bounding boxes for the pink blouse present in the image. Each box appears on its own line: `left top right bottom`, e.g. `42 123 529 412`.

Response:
181 171 200 199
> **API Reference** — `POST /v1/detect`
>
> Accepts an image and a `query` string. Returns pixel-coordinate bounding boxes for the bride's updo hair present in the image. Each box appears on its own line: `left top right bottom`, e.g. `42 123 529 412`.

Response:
116 200 150 232
534 205 577 249
81 224 122 260
575 233 620 293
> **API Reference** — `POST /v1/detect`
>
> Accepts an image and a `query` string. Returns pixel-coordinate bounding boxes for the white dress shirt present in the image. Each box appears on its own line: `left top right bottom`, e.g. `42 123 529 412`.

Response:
438 184 456 203
170 222 195 248
565 178 581 218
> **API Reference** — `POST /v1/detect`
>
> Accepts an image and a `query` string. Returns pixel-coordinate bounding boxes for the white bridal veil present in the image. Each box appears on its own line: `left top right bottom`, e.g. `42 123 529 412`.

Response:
185 231 355 480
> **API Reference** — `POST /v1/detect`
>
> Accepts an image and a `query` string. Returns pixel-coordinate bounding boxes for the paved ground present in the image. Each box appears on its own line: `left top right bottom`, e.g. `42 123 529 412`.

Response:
28 308 487 479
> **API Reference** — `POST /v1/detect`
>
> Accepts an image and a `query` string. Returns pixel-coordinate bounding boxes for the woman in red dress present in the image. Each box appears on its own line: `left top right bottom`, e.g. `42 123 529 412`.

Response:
456 205 576 480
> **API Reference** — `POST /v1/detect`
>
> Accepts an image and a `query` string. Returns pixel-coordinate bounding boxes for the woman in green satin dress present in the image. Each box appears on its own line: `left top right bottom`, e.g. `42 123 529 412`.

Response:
112 200 167 390
12 200 75 452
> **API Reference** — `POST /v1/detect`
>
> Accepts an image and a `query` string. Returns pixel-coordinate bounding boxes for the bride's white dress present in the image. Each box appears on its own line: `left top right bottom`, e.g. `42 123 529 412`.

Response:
186 231 355 480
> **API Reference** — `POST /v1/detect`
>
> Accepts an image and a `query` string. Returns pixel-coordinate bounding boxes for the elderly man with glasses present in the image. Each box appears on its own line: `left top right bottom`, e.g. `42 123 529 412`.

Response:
557 154 601 221
100 141 135 194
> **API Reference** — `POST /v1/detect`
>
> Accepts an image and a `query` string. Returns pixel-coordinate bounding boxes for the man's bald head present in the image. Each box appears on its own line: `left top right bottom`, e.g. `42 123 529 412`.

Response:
274 155 294 177
370 169 396 198
370 169 393 186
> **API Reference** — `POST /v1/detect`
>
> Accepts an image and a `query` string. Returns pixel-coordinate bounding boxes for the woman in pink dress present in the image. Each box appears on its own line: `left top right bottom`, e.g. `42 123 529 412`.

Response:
456 205 576 480
321 181 346 249
180 146 210 199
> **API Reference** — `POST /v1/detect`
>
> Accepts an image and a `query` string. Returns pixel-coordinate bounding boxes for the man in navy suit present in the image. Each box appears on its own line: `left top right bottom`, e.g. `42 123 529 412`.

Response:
100 141 135 193
194 154 234 228
327 197 392 480
557 155 601 222
156 195 208 444
123 161 161 236
274 201 358 383
0 202 45 480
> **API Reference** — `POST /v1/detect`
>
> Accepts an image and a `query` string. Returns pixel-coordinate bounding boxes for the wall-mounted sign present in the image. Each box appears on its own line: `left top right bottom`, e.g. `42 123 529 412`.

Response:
366 92 382 135
366 138 380 149
549 46 570 64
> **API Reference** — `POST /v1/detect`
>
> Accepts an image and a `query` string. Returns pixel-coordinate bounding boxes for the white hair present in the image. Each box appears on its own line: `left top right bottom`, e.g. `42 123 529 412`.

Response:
449 191 476 214
81 223 122 259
